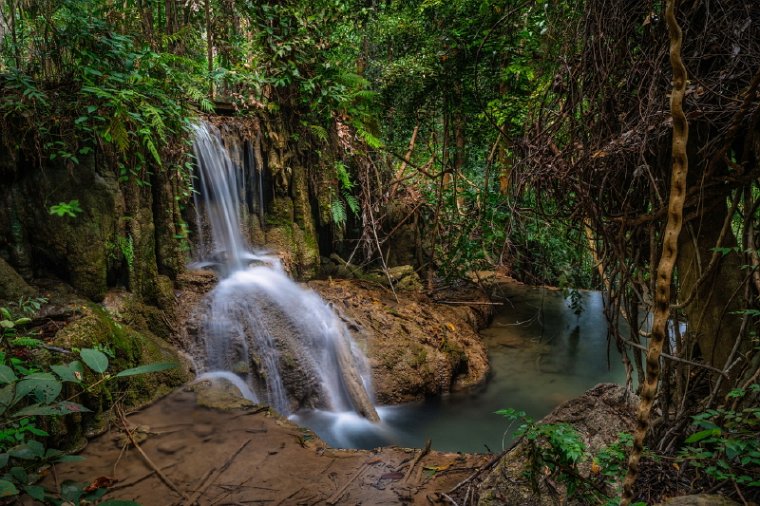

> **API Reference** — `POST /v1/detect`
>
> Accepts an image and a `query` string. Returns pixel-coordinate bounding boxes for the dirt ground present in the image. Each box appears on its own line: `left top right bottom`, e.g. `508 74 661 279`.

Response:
45 386 490 505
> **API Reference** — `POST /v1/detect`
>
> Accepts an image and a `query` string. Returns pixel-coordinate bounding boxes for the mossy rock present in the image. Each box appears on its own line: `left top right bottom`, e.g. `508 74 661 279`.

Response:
50 303 190 445
0 256 34 302
266 224 319 279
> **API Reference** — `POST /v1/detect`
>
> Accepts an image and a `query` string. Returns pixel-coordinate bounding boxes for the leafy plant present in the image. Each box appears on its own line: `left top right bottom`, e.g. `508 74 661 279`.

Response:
0 300 176 503
495 410 639 504
677 384 760 489
496 409 587 497
1 298 47 349
330 161 360 229
48 200 84 219
0 346 175 503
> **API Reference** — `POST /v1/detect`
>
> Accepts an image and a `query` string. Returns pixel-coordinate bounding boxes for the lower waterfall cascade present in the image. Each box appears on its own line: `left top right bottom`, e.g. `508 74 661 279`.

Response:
189 121 379 423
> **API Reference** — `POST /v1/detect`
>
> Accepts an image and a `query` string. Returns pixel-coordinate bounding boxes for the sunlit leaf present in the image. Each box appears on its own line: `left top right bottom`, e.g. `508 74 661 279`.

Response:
80 348 109 374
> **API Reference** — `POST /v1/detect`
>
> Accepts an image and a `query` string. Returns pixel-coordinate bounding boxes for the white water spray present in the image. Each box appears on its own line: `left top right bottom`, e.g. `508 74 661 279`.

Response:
190 122 379 421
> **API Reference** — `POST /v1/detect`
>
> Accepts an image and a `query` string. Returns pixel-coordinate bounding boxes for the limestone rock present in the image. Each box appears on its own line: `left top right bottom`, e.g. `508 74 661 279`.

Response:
190 376 256 411
309 279 492 404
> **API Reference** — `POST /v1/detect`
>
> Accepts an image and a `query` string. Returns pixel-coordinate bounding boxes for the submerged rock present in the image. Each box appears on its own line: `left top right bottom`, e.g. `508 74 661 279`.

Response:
189 375 256 411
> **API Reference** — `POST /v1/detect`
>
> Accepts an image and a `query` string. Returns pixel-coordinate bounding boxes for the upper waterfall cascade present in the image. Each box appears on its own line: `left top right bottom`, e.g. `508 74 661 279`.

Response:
190 122 379 422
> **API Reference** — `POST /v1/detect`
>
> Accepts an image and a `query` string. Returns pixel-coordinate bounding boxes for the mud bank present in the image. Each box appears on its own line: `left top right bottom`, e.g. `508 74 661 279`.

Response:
43 385 489 505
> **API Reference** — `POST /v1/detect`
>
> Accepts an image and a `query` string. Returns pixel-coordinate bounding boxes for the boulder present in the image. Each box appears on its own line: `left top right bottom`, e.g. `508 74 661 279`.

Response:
477 383 637 506
0 257 35 301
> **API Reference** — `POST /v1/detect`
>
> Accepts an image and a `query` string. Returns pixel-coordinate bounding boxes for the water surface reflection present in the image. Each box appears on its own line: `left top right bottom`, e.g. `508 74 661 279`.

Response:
296 284 627 453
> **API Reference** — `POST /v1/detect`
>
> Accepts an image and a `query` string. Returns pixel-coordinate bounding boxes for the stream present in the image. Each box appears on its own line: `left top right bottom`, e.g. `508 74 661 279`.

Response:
189 121 626 455
294 284 627 453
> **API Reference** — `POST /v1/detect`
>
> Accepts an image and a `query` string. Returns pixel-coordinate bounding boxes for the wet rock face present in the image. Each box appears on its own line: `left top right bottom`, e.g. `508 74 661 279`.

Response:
0 150 183 305
309 279 492 404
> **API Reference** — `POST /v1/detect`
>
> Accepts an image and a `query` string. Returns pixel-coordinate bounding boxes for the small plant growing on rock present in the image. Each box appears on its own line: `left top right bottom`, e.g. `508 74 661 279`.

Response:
0 304 175 503
496 409 641 505
496 409 588 497
677 385 760 492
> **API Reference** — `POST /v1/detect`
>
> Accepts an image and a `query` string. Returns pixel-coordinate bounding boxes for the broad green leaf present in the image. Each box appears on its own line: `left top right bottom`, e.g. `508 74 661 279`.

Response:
115 362 176 377
61 480 85 502
45 448 63 459
80 348 109 374
0 384 14 415
56 455 86 463
13 401 91 417
12 317 31 326
8 440 44 460
7 466 27 483
23 485 45 501
55 401 91 414
685 428 721 444
11 404 61 417
0 365 17 384
51 361 84 383
14 373 61 404
0 479 18 498
0 453 7 468
0 320 13 329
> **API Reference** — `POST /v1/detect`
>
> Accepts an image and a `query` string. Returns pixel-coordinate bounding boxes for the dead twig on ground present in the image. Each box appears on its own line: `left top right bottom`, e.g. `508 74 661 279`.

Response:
108 463 178 492
326 458 381 505
116 404 187 500
403 439 431 484
183 438 252 506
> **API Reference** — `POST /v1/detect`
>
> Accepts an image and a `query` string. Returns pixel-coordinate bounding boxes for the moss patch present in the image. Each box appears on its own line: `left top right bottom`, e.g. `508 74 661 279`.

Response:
50 303 189 446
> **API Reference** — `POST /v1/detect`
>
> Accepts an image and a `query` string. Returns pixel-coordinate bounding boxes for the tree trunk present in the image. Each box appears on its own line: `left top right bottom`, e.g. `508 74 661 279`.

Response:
676 198 746 371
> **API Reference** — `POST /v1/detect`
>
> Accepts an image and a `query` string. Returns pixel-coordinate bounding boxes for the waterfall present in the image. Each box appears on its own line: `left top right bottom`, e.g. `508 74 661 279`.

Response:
190 122 379 422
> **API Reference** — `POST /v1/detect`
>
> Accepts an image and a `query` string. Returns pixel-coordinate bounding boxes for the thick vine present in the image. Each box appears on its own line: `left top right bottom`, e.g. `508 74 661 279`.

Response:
621 0 689 503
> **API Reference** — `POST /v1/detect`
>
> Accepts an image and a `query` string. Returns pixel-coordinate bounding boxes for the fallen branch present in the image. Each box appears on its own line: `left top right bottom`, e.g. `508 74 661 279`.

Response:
439 492 461 506
326 458 381 505
108 463 178 492
183 438 252 506
403 439 431 483
116 405 187 500
448 441 518 494
276 486 303 505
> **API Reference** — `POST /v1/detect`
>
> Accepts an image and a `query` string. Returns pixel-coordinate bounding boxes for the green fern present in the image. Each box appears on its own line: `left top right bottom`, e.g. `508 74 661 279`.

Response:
309 124 329 142
344 192 360 215
335 161 354 190
330 198 347 226
355 125 383 149
108 113 130 152
9 337 43 348
142 104 167 141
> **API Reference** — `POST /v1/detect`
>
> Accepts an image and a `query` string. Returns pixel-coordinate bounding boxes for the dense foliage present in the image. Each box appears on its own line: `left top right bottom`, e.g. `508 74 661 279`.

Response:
2 0 759 503
0 0 593 288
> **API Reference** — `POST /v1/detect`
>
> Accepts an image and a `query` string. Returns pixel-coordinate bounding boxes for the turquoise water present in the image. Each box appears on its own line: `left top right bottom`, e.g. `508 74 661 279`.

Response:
295 284 627 453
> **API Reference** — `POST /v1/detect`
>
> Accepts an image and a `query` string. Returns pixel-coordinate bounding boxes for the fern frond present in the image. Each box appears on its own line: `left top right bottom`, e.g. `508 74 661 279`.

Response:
344 193 360 215
330 198 347 226
309 124 328 142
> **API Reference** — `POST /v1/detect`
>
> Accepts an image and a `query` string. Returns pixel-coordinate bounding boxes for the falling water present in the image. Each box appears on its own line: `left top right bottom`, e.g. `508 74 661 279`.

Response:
190 122 379 422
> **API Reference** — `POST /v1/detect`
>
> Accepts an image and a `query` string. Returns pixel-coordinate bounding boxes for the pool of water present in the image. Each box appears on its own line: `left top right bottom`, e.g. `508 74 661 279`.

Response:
293 284 627 453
